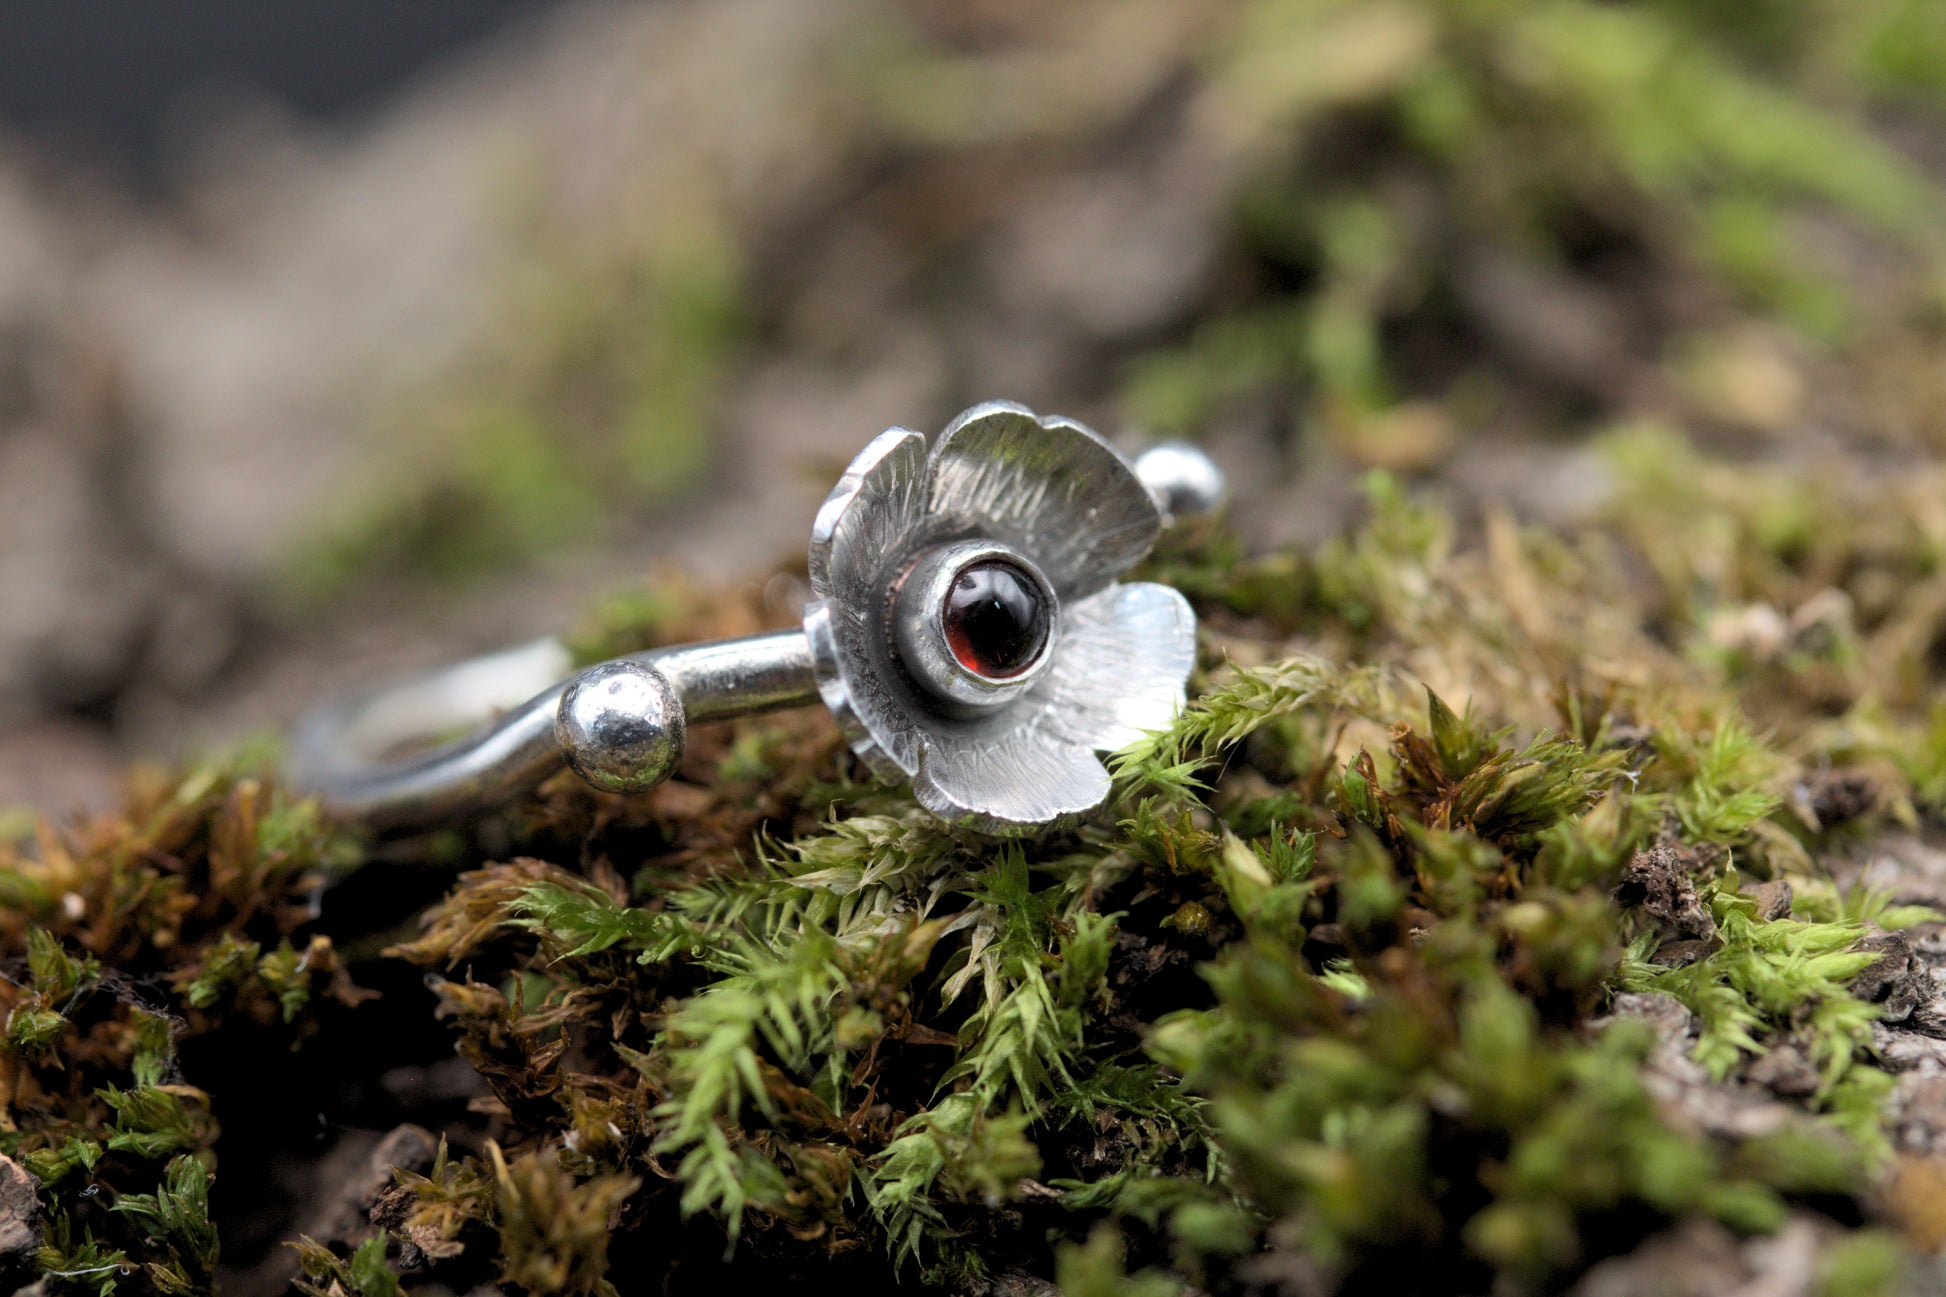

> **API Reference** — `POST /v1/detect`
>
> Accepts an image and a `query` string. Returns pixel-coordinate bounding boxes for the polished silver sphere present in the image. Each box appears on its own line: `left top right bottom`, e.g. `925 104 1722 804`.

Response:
555 660 685 794
1133 441 1227 523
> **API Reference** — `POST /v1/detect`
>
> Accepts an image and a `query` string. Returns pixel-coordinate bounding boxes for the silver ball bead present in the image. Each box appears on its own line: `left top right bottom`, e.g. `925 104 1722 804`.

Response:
556 660 685 794
1134 441 1228 523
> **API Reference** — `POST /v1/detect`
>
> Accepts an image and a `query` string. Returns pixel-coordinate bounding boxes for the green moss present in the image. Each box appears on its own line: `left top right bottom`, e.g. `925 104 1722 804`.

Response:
1816 1230 1909 1297
294 1233 405 1297
18 442 1946 1291
1122 0 1946 437
1618 871 1890 1147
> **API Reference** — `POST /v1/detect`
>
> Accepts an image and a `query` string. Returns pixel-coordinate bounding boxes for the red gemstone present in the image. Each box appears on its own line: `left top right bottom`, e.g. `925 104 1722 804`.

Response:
942 560 1048 678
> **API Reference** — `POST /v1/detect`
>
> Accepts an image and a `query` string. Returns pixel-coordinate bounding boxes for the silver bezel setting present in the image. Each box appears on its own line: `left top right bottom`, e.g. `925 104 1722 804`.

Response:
892 540 1059 714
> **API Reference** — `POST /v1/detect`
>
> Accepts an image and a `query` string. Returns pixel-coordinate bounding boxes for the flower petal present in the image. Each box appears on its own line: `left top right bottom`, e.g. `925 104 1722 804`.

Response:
914 723 1111 836
808 427 930 600
804 428 932 782
926 401 1162 600
804 598 923 782
1035 582 1195 752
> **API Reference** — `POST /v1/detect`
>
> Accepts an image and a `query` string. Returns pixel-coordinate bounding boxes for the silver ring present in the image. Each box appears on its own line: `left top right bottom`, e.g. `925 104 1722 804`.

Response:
287 402 1224 836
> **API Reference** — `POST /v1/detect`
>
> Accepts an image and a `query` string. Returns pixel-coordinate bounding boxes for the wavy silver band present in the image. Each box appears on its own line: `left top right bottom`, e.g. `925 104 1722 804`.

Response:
290 631 817 832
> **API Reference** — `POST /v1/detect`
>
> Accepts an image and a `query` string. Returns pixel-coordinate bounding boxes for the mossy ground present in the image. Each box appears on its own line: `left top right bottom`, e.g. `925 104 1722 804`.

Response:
13 1 1946 1294
11 466 1946 1295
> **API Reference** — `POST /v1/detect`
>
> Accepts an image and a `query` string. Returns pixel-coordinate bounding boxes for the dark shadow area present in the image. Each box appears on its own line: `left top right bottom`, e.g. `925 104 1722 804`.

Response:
0 0 559 186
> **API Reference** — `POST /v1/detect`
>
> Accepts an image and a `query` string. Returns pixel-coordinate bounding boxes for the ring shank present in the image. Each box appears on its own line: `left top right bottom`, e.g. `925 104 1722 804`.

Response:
290 630 818 832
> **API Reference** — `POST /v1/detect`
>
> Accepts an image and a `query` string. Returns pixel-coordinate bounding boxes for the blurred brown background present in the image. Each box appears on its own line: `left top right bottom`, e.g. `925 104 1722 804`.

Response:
2 0 1943 816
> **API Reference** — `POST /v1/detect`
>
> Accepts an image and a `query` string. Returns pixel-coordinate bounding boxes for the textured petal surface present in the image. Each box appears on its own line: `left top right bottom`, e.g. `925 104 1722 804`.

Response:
808 427 929 599
804 428 932 782
914 722 1111 836
804 598 922 781
1035 582 1195 752
926 402 1162 600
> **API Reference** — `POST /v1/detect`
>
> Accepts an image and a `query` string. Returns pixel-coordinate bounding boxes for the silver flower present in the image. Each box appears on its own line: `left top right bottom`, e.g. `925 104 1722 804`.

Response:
802 400 1196 834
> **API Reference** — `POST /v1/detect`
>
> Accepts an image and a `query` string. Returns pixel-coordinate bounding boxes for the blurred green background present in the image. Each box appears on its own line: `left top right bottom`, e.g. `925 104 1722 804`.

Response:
3 0 1946 810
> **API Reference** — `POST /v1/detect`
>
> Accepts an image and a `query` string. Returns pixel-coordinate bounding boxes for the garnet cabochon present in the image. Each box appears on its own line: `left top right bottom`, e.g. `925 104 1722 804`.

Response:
941 560 1049 679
